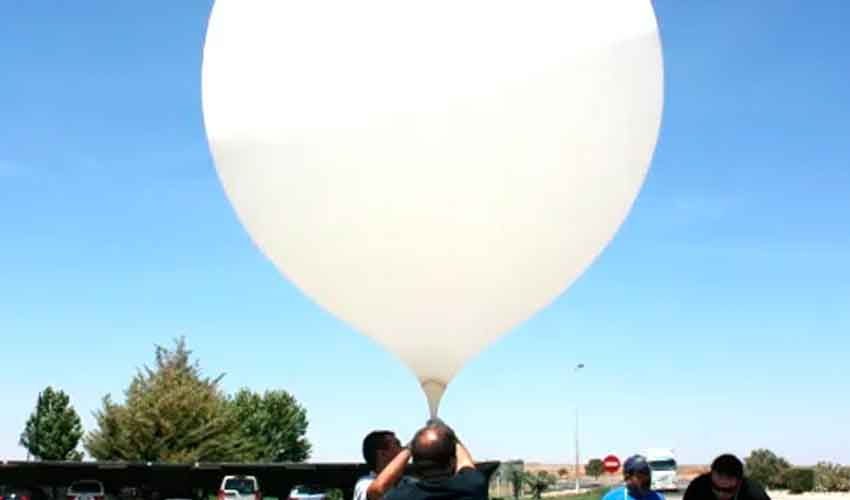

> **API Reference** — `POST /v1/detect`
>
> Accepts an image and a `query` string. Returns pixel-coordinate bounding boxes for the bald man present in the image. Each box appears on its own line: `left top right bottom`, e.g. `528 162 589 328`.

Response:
374 421 488 500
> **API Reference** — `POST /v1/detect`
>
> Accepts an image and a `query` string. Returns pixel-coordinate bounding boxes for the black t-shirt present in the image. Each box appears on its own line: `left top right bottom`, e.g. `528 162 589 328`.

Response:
684 473 770 500
384 467 488 500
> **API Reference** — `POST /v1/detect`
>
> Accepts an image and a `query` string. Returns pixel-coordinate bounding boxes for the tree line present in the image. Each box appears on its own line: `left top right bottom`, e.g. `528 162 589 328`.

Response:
19 338 311 463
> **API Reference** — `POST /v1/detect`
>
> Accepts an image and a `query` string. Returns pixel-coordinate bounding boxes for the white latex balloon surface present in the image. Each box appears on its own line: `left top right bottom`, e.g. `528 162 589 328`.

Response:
202 0 664 416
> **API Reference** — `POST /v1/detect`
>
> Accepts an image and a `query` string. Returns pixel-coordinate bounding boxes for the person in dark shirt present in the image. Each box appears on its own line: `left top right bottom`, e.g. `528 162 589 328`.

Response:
377 420 488 500
684 454 770 500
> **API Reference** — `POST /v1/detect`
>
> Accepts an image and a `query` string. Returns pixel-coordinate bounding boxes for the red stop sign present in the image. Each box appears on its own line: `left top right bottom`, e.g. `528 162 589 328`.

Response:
603 455 621 474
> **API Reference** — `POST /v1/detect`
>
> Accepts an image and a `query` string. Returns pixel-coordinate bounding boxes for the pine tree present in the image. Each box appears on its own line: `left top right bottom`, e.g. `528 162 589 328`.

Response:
84 338 257 462
20 387 84 461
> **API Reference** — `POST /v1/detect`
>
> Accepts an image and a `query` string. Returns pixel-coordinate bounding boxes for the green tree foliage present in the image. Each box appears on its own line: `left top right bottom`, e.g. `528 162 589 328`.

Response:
745 449 791 489
19 387 84 460
783 468 814 494
558 468 569 478
502 463 527 500
229 388 312 462
84 338 256 462
814 462 850 492
526 471 556 499
586 459 605 479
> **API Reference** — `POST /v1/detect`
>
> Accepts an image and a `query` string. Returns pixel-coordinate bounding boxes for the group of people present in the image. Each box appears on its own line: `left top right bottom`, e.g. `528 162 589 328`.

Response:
354 420 488 500
602 454 770 500
352 420 770 500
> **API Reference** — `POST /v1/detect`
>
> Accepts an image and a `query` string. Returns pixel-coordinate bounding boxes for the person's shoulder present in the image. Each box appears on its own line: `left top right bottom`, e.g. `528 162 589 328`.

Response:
452 467 487 490
651 491 666 500
603 486 624 500
742 478 770 500
683 473 713 500
353 475 375 500
688 474 712 489
355 474 375 485
383 481 417 500
457 466 486 479
354 474 375 489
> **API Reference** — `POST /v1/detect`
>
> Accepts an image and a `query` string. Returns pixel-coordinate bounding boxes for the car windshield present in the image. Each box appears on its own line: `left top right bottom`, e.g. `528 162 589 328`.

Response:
649 459 677 471
224 480 255 494
293 486 324 495
71 482 102 494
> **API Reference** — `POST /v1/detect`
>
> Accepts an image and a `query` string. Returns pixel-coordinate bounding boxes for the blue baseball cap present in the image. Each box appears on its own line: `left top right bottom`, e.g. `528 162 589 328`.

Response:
623 455 651 476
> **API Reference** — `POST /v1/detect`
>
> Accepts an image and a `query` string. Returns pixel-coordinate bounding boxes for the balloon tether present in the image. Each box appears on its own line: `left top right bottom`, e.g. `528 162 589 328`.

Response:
420 379 447 418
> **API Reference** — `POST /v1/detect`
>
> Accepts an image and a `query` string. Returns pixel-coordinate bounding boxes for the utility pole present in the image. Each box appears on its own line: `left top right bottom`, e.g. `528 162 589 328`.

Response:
573 363 585 493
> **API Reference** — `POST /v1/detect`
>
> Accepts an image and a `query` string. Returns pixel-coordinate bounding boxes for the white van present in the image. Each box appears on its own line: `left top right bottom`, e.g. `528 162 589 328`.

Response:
644 448 678 491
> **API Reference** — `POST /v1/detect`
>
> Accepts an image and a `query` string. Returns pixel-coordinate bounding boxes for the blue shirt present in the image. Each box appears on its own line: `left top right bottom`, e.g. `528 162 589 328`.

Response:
602 486 665 500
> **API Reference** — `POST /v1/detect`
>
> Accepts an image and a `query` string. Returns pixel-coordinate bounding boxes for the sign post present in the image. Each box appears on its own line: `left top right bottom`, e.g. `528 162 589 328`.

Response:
603 454 621 486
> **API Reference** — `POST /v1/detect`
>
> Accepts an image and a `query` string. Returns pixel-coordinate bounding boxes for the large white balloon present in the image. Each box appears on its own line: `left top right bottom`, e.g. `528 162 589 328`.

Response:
202 0 663 416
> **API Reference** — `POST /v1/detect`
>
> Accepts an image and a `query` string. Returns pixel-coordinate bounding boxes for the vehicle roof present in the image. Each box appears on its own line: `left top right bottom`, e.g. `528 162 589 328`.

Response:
643 448 675 458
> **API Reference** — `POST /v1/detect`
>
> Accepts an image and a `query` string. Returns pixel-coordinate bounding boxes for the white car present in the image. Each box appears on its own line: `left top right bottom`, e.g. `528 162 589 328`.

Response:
67 481 107 500
288 486 326 500
218 476 261 500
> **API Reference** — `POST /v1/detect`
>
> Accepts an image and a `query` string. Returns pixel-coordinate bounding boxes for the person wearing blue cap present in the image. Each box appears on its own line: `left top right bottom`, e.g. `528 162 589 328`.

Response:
602 455 665 500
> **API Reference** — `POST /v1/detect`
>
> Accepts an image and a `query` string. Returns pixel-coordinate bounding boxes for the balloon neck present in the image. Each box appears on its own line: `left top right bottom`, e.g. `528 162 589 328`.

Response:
420 379 447 418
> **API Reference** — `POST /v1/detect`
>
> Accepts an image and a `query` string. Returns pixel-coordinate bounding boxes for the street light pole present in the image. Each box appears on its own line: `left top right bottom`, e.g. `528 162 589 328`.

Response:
573 363 585 494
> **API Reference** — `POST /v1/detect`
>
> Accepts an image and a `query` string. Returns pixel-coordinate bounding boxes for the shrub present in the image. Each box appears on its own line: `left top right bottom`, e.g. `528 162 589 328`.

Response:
783 468 814 494
586 459 604 479
526 471 556 499
814 462 850 492
745 449 791 489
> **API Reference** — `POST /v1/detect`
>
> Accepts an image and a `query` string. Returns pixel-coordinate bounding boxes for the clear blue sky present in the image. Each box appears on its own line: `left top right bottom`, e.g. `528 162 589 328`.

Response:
2 1 848 466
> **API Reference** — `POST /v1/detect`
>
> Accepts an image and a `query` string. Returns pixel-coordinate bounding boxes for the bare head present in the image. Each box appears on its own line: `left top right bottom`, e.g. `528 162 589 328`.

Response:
410 423 457 479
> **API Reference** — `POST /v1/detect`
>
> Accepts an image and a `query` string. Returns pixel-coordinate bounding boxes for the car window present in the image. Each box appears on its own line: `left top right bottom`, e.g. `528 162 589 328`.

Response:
223 480 255 494
648 459 677 471
293 486 324 495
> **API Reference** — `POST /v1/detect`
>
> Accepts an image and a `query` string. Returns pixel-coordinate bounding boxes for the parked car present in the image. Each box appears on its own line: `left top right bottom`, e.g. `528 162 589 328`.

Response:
67 480 108 500
1 486 49 500
288 485 327 500
218 476 260 500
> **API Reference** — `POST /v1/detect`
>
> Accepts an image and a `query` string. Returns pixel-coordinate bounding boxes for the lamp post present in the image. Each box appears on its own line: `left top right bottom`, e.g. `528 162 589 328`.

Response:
574 363 585 493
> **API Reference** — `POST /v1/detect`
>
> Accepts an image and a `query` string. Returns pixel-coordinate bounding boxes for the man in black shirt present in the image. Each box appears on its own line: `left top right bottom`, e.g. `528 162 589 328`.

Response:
684 455 770 500
378 421 488 500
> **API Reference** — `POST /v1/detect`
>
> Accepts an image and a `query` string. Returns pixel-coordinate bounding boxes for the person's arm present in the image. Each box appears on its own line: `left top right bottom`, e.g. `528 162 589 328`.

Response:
454 439 475 473
682 475 700 500
367 448 411 500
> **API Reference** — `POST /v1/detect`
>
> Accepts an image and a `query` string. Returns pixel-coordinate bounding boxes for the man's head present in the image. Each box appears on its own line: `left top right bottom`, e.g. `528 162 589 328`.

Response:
710 455 744 500
623 455 652 497
362 430 403 473
410 423 458 479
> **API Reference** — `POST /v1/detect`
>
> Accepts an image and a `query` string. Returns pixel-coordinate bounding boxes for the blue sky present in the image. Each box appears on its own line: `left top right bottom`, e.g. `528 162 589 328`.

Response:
1 0 849 466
